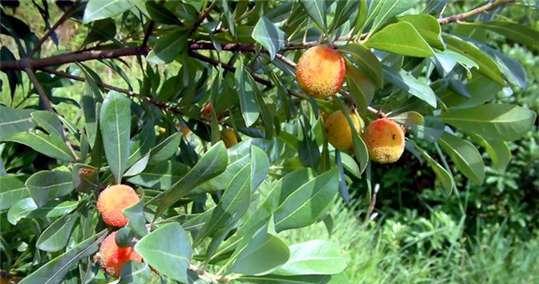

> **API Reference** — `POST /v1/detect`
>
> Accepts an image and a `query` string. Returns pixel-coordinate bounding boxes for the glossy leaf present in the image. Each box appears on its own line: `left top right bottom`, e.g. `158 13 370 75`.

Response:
459 21 539 51
383 66 437 107
471 134 511 171
398 14 444 50
149 132 181 163
6 131 74 161
37 213 79 252
100 91 131 184
439 133 485 185
147 29 188 64
412 143 455 192
7 198 37 225
301 0 326 31
0 105 34 140
83 0 135 23
252 16 286 60
0 175 29 210
366 0 415 33
236 62 260 127
441 104 536 141
340 44 383 88
26 170 74 207
127 160 189 190
274 168 339 232
366 21 434 58
31 111 64 138
135 223 192 283
274 240 347 275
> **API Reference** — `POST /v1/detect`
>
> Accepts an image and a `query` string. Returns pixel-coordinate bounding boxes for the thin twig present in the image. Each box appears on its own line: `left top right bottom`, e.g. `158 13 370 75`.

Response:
437 0 515 24
25 67 80 160
31 3 80 55
187 1 217 37
141 21 155 47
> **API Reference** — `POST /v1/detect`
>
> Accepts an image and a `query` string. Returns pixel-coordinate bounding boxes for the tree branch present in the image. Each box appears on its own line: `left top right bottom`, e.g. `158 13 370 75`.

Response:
141 21 155 47
437 0 515 24
31 3 80 55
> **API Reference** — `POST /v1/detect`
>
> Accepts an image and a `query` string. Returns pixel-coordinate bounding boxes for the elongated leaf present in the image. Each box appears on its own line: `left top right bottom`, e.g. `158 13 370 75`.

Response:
274 168 339 232
119 262 157 283
412 143 454 192
31 111 64 138
301 0 326 31
135 223 192 283
252 16 285 60
274 240 347 275
340 44 383 88
32 200 79 220
7 198 37 225
470 134 511 171
439 133 485 185
251 146 270 192
26 170 74 207
366 21 433 57
81 94 99 147
366 0 415 33
83 0 135 23
441 104 536 141
238 275 331 284
7 131 73 161
0 175 29 210
19 230 107 284
236 63 260 127
147 29 187 64
230 229 289 275
459 21 539 51
100 91 131 184
146 1 182 25
199 165 251 241
398 14 444 50
124 201 148 237
0 105 34 140
37 213 79 252
149 132 181 163
443 34 505 85
345 61 375 111
150 142 228 214
383 66 437 107
127 160 189 190
434 49 477 75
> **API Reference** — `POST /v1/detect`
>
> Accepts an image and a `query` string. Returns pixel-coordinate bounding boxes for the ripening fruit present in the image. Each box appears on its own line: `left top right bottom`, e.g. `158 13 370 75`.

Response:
201 102 214 120
296 45 346 98
324 111 363 151
97 231 142 277
364 118 405 164
221 128 238 148
97 184 140 227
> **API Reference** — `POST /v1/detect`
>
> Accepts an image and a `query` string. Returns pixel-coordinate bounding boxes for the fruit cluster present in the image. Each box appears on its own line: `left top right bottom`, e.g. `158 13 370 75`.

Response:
296 45 405 163
95 185 142 277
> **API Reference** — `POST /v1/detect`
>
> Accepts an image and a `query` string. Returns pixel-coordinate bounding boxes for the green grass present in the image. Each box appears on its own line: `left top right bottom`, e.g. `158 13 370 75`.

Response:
281 202 539 284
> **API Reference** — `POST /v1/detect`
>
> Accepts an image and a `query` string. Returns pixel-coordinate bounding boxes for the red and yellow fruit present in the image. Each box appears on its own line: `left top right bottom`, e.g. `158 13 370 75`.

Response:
324 111 363 151
97 184 140 227
364 118 405 164
221 128 239 148
97 231 142 277
296 45 346 98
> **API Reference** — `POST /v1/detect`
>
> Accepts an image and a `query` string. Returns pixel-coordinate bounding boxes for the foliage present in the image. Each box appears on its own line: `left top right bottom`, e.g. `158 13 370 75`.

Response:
0 0 537 283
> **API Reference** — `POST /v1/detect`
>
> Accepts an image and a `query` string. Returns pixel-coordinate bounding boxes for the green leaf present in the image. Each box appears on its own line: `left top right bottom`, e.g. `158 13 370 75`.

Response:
26 170 74 207
353 0 368 33
119 262 157 283
366 21 434 58
0 105 34 140
31 111 64 138
470 134 511 171
149 132 181 163
412 143 455 193
252 16 286 60
458 21 539 51
443 34 505 85
37 213 79 252
0 175 29 210
441 74 502 109
135 223 192 283
124 201 148 238
83 0 135 23
100 91 131 184
7 198 37 225
146 1 182 25
366 0 415 33
221 0 235 37
198 164 251 242
235 62 260 127
441 104 536 141
19 230 107 284
390 111 425 126
238 274 331 284
434 49 478 75
383 66 437 107
230 229 290 275
340 43 383 88
345 61 375 111
127 160 189 190
192 156 250 194
147 29 187 64
32 200 79 220
337 103 369 175
439 133 485 185
6 131 74 161
398 14 444 50
301 0 326 31
274 240 347 275
330 0 358 32
150 142 228 214
274 168 339 232
81 94 99 148
251 146 270 192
